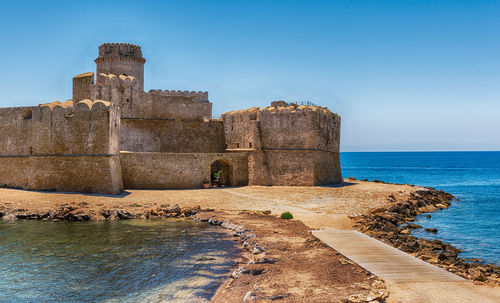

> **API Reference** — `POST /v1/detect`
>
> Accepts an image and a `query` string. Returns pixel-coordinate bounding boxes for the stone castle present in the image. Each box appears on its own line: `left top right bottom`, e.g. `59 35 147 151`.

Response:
0 43 342 194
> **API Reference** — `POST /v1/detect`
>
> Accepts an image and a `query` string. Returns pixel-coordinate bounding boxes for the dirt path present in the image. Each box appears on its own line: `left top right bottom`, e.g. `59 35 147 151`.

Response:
0 180 420 218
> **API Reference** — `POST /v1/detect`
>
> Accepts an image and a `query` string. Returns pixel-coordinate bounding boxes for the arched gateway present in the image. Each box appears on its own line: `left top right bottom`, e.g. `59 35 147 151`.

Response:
210 159 233 187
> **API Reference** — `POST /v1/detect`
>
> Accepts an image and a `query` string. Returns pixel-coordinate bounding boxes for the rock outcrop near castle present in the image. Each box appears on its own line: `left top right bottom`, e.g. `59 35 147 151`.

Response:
0 43 342 194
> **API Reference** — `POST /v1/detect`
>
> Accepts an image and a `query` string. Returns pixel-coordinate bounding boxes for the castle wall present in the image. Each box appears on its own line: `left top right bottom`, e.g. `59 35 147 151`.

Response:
314 150 343 184
248 150 342 186
145 91 211 120
120 119 225 153
0 101 122 194
258 106 340 152
223 104 342 186
73 72 94 103
120 151 249 189
91 74 212 121
0 156 122 194
222 108 261 149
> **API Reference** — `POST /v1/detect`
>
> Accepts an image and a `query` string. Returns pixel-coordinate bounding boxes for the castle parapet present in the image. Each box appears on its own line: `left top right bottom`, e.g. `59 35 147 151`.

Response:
148 89 209 103
0 100 122 194
259 103 340 153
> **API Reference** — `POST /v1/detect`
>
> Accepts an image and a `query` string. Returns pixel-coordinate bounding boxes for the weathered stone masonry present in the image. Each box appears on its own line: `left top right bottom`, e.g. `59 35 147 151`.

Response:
0 43 342 194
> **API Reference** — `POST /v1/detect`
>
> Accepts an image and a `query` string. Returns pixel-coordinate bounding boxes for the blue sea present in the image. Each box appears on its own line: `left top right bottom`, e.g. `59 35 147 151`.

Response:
0 220 239 302
341 151 500 266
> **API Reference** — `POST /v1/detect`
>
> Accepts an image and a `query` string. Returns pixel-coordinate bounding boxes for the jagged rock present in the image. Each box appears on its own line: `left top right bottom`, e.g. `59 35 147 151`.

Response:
339 258 354 265
243 268 265 276
117 209 134 219
264 294 290 300
231 267 245 279
255 257 276 264
168 204 181 213
252 246 265 254
208 218 222 225
243 290 256 302
2 213 17 220
468 268 487 282
371 280 385 289
347 294 364 302
406 223 422 229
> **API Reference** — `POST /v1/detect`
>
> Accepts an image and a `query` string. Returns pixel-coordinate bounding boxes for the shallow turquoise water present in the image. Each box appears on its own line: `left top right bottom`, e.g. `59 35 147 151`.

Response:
341 151 500 265
0 219 239 302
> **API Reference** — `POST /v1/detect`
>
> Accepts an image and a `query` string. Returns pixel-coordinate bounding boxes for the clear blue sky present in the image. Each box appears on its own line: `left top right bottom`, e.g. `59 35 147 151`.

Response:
1 0 499 151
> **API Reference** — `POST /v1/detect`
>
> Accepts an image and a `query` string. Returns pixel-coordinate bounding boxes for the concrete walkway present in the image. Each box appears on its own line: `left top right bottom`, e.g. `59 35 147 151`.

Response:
312 229 500 303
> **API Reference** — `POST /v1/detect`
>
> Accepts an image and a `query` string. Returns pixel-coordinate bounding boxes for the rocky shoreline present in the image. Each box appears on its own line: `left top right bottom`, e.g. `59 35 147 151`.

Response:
0 202 390 302
351 183 500 287
0 203 201 221
195 211 390 302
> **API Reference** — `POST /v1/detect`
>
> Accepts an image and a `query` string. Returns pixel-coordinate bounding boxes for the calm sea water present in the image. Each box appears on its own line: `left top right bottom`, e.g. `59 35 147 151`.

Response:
341 151 500 266
0 219 239 302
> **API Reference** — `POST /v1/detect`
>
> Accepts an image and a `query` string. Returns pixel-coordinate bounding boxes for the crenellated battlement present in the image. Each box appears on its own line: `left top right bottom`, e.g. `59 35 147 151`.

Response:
0 99 122 194
0 97 119 157
148 89 209 102
39 99 113 112
96 43 145 63
96 73 140 89
223 101 341 153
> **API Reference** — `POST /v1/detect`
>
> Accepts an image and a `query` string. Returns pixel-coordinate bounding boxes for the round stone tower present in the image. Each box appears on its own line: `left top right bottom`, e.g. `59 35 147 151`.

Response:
95 43 146 91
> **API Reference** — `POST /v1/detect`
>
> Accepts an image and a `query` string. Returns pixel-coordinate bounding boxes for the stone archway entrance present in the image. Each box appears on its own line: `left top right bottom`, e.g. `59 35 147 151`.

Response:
210 159 233 187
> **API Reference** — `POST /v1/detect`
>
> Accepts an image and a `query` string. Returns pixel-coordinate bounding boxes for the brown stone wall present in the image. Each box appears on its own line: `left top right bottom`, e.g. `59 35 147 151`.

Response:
222 105 341 153
314 151 343 184
248 150 341 186
91 74 141 109
120 119 225 153
0 101 119 155
223 104 342 186
91 74 212 121
127 93 211 120
0 101 122 194
222 108 261 150
0 156 122 194
72 72 94 103
120 151 249 189
151 93 211 120
259 107 317 150
259 106 340 152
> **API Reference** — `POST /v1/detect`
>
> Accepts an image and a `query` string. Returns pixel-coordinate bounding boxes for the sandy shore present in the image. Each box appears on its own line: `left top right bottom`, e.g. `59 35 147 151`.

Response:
1 179 499 302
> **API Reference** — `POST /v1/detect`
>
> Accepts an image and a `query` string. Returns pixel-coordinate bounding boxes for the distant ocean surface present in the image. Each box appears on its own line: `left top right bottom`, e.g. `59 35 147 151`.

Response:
341 151 500 266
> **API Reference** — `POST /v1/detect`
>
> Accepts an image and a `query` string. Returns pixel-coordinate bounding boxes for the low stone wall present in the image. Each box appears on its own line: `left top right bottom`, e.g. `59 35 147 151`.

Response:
0 155 122 194
248 150 342 186
120 151 249 189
